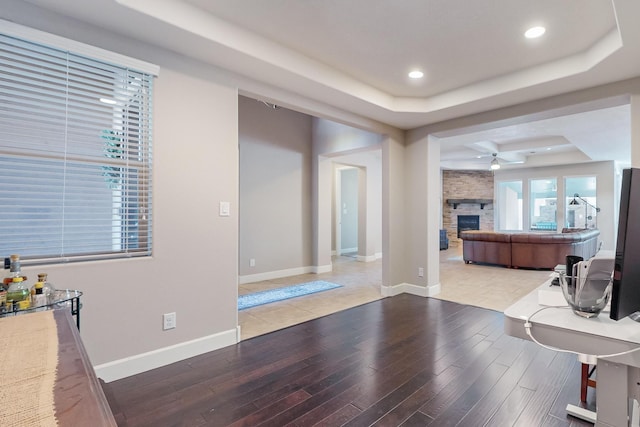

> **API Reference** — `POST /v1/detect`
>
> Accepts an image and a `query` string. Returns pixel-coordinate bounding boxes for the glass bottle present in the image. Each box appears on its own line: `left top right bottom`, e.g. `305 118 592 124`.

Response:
36 273 55 305
3 254 27 290
7 277 30 311
31 281 47 311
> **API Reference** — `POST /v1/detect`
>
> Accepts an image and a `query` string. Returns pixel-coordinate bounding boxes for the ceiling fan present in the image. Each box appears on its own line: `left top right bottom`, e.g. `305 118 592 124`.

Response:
439 140 530 170
469 141 527 168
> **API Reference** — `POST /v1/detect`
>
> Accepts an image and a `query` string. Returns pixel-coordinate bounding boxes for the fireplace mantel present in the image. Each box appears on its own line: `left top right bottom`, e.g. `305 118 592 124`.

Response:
446 199 493 209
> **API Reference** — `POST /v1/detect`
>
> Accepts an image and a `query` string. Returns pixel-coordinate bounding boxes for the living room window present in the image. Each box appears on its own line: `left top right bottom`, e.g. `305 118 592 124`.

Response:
530 178 557 231
0 24 158 263
497 180 523 231
565 176 598 229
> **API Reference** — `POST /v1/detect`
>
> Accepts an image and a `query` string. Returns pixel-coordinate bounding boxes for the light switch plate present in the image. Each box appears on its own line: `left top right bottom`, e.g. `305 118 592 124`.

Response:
219 201 230 217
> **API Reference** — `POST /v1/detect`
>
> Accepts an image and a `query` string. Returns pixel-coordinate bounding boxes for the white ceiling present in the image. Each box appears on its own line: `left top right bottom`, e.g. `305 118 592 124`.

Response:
16 0 640 169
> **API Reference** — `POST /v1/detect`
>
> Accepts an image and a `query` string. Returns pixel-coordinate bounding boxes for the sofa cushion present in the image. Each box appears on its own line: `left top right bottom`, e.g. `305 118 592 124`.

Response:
561 227 587 233
460 231 511 243
510 229 599 244
461 231 512 267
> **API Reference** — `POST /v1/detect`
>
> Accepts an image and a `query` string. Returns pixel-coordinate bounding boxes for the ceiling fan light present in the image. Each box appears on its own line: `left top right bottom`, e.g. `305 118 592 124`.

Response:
490 153 500 170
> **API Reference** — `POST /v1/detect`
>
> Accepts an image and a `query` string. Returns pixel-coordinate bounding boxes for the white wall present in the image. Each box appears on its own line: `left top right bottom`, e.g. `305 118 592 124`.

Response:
238 96 313 280
3 2 240 380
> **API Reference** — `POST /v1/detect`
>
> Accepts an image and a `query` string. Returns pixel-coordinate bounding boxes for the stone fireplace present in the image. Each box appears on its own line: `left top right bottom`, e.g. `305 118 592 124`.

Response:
442 170 494 245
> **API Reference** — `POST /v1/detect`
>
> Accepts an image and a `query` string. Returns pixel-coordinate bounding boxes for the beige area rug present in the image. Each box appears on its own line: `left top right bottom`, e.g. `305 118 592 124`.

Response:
435 246 553 312
0 311 59 426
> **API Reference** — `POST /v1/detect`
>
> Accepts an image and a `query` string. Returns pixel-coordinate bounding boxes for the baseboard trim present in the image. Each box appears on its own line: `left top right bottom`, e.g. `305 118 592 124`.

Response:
425 283 441 296
381 282 441 297
95 328 238 382
239 264 334 284
239 266 313 284
357 254 377 262
312 264 333 274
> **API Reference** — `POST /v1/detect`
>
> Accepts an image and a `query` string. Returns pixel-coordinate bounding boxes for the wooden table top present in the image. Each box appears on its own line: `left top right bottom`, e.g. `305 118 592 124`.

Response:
53 309 116 426
0 309 116 426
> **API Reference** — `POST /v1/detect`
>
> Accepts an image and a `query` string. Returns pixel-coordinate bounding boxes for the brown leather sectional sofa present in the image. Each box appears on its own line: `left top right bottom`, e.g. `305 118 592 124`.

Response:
460 229 600 269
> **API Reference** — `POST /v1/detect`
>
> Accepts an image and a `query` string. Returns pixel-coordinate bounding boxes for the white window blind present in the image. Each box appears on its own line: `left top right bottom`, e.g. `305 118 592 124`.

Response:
0 32 154 263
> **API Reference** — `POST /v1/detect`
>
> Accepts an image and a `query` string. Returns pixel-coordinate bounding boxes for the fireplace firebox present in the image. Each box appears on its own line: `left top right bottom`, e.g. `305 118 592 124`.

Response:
457 215 480 238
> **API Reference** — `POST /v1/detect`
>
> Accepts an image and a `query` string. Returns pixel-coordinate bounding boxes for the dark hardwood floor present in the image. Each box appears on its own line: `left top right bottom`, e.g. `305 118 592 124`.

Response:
103 295 595 426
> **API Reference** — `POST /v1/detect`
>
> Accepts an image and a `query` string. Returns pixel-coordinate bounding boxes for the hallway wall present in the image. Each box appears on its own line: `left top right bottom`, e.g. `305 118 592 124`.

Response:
239 99 384 283
239 96 313 281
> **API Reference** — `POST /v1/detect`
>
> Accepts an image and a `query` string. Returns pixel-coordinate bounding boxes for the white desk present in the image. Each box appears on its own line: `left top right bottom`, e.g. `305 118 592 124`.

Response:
504 280 640 427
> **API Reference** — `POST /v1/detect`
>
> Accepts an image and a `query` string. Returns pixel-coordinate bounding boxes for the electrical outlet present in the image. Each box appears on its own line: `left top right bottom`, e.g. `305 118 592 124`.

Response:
418 267 424 277
250 258 256 267
163 312 176 330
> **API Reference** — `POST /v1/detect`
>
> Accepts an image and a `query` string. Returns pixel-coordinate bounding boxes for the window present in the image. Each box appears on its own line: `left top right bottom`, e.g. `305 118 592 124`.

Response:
0 26 157 263
497 180 523 231
566 176 597 229
530 178 557 231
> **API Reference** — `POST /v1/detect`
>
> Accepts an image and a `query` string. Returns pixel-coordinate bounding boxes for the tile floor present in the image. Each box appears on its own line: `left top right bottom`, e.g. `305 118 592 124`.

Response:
436 246 552 312
238 245 553 340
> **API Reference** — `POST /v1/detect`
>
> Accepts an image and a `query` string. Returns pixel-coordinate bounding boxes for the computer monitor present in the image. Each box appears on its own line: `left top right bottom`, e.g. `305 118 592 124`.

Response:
610 168 640 321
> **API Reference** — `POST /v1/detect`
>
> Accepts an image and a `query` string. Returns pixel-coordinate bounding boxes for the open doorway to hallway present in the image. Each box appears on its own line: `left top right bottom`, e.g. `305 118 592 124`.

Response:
335 166 359 258
237 96 383 339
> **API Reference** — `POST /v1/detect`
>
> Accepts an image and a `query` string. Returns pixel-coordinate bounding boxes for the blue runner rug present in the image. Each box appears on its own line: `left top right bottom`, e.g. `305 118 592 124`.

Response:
238 280 343 310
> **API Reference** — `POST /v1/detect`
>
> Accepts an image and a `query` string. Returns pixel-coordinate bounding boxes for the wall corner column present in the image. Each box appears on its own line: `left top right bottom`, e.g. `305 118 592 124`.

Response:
631 91 640 167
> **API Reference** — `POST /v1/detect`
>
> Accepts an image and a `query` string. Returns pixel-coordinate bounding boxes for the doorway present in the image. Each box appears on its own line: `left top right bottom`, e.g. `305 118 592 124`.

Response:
335 166 359 257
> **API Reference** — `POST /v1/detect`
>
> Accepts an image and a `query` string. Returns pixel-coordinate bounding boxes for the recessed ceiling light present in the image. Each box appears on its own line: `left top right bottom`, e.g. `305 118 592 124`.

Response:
408 70 424 79
525 26 546 39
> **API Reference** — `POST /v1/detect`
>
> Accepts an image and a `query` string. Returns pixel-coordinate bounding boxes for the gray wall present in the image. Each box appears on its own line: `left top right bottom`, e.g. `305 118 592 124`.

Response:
3 1 240 378
238 96 313 278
